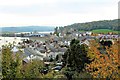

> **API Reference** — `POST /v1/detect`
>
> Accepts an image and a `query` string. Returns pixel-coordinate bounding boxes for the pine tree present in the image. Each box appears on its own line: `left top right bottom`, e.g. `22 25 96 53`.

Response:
62 39 91 79
63 39 90 72
2 46 13 78
2 46 23 78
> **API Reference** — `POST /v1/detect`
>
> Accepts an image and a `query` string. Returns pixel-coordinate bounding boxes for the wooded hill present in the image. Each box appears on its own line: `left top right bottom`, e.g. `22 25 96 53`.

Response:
62 19 119 31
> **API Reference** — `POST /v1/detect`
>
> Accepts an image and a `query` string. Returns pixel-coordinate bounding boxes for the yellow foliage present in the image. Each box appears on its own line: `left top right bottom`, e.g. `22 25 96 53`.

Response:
86 40 119 78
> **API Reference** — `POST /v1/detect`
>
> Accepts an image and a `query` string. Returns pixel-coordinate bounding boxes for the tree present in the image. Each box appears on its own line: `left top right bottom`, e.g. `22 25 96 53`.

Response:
86 40 120 78
62 39 91 79
62 19 118 32
2 45 47 79
22 60 44 78
63 39 91 72
54 27 59 36
2 46 22 78
2 46 13 78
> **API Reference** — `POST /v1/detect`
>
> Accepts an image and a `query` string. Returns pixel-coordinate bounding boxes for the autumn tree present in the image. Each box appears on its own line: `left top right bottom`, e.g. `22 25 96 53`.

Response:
86 40 120 79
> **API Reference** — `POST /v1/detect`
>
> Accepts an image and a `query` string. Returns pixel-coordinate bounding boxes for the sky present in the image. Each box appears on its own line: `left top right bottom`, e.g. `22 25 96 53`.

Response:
0 0 119 27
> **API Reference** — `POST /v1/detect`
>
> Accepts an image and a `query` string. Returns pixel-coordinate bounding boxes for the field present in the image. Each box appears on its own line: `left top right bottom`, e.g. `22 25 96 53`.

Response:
80 29 119 34
92 29 119 34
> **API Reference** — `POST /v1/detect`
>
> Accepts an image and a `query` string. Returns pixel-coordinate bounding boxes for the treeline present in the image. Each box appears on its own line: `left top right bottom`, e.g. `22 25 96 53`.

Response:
60 19 119 31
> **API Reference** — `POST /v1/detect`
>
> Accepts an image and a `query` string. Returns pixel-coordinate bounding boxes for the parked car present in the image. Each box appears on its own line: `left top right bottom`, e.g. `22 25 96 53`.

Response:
52 66 62 71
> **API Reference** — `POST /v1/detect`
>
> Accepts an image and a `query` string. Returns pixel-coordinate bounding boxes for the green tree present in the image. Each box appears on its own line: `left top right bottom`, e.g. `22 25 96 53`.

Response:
2 46 23 78
63 19 119 32
54 27 59 36
63 39 90 72
22 60 44 78
62 39 91 79
2 46 12 78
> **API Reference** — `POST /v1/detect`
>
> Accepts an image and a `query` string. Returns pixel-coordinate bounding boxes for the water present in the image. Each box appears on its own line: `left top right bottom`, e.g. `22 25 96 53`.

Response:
0 26 55 33
0 37 29 48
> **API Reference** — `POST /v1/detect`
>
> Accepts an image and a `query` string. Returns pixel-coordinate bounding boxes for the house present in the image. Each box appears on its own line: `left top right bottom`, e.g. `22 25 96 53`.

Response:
11 46 19 53
23 54 44 64
58 47 67 52
86 32 92 35
80 39 90 46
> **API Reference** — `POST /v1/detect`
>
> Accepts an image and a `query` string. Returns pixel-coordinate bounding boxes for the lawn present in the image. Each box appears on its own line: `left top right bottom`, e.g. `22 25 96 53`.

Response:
92 29 119 34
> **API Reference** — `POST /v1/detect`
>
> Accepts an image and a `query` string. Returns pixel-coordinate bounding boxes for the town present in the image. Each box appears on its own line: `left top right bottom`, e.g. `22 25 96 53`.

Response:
0 0 119 79
0 27 119 79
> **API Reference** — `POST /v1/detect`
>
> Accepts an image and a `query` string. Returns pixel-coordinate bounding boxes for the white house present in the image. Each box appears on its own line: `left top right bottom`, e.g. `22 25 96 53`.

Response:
11 46 19 53
86 32 92 35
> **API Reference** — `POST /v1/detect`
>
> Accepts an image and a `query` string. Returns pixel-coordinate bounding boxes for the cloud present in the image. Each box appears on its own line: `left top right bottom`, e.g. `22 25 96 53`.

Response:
118 1 120 19
0 0 58 6
0 0 118 27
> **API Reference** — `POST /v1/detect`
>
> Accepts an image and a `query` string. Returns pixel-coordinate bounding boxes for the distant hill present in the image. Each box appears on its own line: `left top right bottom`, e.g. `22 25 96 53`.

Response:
0 26 55 32
60 19 119 31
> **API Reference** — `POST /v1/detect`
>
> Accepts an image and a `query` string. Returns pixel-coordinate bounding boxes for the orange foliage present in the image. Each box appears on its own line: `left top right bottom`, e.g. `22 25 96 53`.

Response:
86 40 119 79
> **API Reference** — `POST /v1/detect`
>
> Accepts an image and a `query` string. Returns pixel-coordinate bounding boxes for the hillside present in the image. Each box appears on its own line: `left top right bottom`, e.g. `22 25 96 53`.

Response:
61 19 118 31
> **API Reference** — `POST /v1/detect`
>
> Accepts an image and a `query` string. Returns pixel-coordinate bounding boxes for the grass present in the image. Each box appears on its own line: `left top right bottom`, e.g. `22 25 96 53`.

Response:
92 29 119 34
80 29 119 34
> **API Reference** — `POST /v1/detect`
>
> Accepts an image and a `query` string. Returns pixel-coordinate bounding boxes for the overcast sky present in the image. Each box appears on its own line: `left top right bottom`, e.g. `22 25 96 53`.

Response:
0 0 119 27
